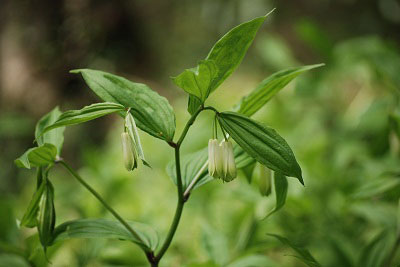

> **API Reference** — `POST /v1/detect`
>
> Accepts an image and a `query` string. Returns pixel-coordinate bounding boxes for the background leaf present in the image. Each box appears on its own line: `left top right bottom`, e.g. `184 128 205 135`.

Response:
269 234 322 267
72 69 176 141
234 64 324 116
357 230 396 267
264 172 288 218
35 107 65 155
41 102 125 135
52 218 159 251
14 144 57 169
167 148 212 192
218 112 303 184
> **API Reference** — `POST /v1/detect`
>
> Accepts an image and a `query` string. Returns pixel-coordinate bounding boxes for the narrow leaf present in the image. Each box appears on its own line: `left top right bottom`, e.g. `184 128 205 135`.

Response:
40 102 125 135
20 180 46 228
52 218 159 251
264 172 288 218
35 107 65 154
218 112 303 184
37 180 56 251
235 64 324 116
15 143 57 169
71 69 176 141
268 234 322 267
358 230 395 267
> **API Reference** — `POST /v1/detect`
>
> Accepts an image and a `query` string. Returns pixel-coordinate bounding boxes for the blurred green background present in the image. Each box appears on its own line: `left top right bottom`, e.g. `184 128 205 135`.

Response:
1 0 400 266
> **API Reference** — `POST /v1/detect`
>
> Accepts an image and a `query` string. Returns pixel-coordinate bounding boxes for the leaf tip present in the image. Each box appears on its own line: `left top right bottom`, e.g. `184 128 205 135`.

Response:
264 8 276 18
69 69 83 74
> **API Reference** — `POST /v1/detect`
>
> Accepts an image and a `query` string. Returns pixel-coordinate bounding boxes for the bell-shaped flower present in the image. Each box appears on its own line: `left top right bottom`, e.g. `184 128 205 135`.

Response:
208 139 219 178
121 132 137 171
220 140 237 182
257 164 271 196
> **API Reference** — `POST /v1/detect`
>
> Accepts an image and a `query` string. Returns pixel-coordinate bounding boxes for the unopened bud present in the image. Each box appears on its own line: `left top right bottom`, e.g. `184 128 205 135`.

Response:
257 164 271 196
121 132 137 171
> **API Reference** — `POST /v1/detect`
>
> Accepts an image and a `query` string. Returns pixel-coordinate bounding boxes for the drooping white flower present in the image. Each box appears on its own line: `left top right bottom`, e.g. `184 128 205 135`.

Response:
208 139 237 182
208 139 219 178
121 132 137 171
221 140 237 182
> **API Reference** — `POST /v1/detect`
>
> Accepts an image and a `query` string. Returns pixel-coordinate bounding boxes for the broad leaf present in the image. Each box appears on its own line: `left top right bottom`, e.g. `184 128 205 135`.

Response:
173 60 218 102
187 12 273 112
167 148 212 191
264 172 288 218
20 180 46 228
234 144 256 168
15 143 57 169
218 112 303 184
72 69 176 141
35 107 65 154
40 102 125 135
234 64 324 116
52 218 159 251
269 234 322 267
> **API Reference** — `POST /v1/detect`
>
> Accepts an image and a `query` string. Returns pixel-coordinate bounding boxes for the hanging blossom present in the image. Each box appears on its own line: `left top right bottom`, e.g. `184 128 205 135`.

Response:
208 139 237 182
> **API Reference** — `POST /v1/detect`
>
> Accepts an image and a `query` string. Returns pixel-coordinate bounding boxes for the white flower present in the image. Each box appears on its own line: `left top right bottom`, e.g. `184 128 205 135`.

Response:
221 140 237 182
121 132 137 171
208 139 237 182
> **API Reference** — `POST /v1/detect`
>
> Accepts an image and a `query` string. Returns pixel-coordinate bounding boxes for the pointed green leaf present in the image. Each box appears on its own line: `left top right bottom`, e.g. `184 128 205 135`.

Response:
52 219 159 251
15 144 57 169
71 69 176 141
218 112 303 184
35 107 65 155
185 12 273 112
234 64 324 116
173 60 219 102
264 172 288 218
40 102 125 135
268 234 322 267
20 180 46 228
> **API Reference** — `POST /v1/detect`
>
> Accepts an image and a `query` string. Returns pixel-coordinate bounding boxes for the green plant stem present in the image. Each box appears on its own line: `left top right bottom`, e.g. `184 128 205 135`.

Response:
154 146 184 263
154 105 218 264
58 160 148 252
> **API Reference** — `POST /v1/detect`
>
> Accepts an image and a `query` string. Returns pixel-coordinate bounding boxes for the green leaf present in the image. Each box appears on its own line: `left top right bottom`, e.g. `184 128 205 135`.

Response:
227 255 276 267
0 254 30 267
40 102 125 136
187 96 203 115
20 180 46 228
264 172 288 218
35 107 65 155
352 175 400 199
167 148 212 191
52 218 159 251
218 112 303 184
37 180 56 251
234 64 324 116
71 69 176 141
357 230 395 267
234 144 256 169
173 60 219 102
269 234 322 267
15 143 57 169
186 11 273 112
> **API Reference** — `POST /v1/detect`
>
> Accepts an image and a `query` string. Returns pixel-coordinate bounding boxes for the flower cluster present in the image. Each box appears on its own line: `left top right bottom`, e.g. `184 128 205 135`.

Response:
208 139 237 182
